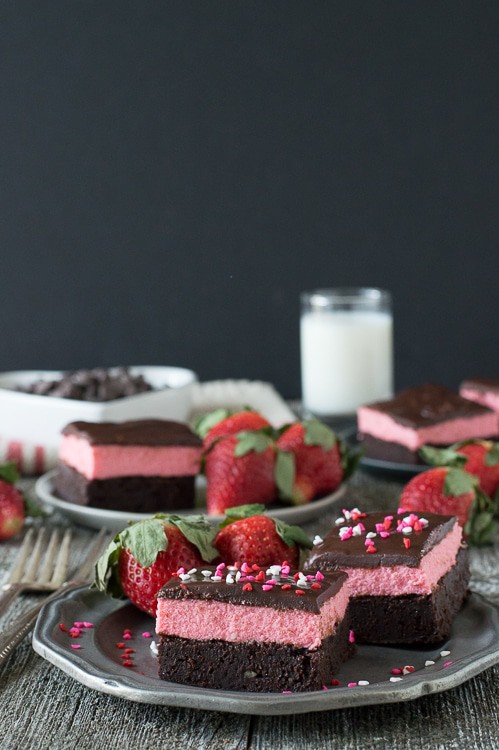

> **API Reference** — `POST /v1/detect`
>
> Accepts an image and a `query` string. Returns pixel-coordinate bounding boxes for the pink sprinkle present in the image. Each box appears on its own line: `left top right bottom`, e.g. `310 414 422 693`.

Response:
262 584 273 591
322 685 329 691
340 530 353 541
375 523 385 533
349 630 355 644
391 668 402 675
357 523 366 533
142 631 152 638
241 562 251 573
267 579 278 585
347 682 357 688
365 538 374 547
68 627 81 638
176 567 185 575
123 633 132 640
443 661 454 667
73 621 84 628
82 622 94 629
70 644 81 649
315 570 324 582
282 690 292 694
281 565 290 575
379 531 390 538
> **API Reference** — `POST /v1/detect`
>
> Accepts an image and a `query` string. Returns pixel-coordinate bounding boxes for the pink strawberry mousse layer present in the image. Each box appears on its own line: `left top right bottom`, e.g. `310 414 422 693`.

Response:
344 523 462 597
59 435 201 479
156 584 349 651
357 407 498 450
460 387 499 415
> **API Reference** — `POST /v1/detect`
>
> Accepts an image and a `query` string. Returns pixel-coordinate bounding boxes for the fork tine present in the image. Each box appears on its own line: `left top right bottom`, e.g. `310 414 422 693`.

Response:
50 528 72 587
38 529 60 584
20 528 47 583
76 529 108 582
8 529 36 583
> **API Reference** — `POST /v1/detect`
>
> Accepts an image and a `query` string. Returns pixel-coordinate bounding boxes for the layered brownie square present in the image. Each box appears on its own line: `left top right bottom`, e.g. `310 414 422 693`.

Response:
357 383 498 464
156 563 353 692
305 510 469 645
460 378 499 418
54 419 202 512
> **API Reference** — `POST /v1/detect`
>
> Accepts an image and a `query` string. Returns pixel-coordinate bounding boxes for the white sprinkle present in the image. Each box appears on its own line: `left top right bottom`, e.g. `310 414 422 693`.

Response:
403 516 413 524
227 565 238 572
179 574 191 581
335 517 345 526
339 527 350 535
298 572 307 581
297 579 309 588
268 565 282 576
390 677 403 682
313 535 324 546
440 650 451 657
352 524 363 536
402 527 413 535
351 508 362 515
226 574 234 584
425 660 435 667
343 510 352 520
358 680 370 686
211 575 222 581
187 568 197 575
366 532 377 539
201 570 212 577
235 571 242 582
419 518 429 527
150 641 158 656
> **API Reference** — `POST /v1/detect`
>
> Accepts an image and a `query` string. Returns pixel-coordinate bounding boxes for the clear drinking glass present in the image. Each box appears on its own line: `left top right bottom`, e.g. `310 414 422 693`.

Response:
300 288 393 418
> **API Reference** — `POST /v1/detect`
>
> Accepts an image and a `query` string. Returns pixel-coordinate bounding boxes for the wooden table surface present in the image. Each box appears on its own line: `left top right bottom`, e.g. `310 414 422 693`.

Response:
1 468 498 750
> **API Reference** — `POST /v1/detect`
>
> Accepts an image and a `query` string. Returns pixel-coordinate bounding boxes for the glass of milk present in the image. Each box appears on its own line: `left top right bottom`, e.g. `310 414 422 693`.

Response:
300 288 393 417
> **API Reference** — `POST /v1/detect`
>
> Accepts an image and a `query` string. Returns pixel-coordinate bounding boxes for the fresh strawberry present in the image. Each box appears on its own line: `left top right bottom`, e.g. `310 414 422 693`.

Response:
0 463 26 541
398 466 496 545
204 431 276 515
214 504 312 568
196 408 272 450
420 441 499 499
276 420 353 504
93 514 218 616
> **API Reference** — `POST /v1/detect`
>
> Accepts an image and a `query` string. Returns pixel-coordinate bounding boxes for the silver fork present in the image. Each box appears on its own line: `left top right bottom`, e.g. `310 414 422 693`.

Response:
0 528 108 667
0 527 73 619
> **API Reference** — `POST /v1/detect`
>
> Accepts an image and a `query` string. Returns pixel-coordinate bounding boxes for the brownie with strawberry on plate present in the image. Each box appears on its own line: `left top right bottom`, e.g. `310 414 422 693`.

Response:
305 506 470 645
357 383 498 465
155 563 353 692
54 419 202 512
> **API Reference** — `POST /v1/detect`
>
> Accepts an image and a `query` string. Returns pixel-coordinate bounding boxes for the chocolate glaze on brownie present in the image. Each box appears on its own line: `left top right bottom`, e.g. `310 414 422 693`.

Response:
61 419 202 447
461 378 499 393
158 567 347 613
362 383 494 427
304 512 456 570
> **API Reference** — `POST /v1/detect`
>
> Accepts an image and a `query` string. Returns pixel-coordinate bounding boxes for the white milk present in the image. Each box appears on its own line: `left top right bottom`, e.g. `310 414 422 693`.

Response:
300 310 393 416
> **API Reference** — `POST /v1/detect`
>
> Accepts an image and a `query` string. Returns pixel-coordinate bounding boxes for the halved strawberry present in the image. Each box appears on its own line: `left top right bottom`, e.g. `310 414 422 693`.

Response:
420 441 499 499
93 514 218 616
398 466 496 545
214 503 312 568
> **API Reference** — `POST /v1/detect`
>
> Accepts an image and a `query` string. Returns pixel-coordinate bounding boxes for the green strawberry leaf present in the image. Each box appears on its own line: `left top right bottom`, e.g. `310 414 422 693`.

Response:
303 420 336 450
23 495 46 517
0 461 20 484
419 445 467 467
168 514 218 561
464 488 496 546
219 503 267 528
234 430 273 457
275 448 295 500
443 467 478 496
484 443 499 466
119 518 169 568
339 438 362 481
93 537 124 598
273 518 313 550
194 409 231 438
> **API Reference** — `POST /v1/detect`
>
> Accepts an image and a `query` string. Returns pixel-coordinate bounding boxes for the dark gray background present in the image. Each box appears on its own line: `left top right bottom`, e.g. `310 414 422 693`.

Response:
1 1 497 399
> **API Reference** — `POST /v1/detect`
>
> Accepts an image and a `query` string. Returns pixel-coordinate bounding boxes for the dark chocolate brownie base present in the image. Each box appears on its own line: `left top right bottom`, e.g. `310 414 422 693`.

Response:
359 434 496 465
348 547 470 645
54 463 196 512
158 614 353 692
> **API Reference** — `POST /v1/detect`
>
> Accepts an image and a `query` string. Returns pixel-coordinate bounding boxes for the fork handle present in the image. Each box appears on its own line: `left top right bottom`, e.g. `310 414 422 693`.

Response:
0 583 77 668
0 583 26 620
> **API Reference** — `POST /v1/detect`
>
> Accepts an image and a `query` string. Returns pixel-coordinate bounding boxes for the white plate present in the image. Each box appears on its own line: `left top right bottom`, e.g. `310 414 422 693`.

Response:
35 470 347 531
32 587 499 716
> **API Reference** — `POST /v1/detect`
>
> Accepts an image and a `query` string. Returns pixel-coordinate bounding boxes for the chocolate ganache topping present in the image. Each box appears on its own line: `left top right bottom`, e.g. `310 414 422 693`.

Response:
364 383 493 427
304 509 458 571
157 562 347 613
62 419 202 447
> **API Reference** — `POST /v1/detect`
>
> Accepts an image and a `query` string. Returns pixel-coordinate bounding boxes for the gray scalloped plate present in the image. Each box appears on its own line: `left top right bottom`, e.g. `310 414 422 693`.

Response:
32 586 499 716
